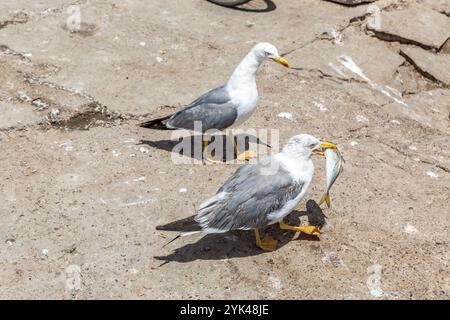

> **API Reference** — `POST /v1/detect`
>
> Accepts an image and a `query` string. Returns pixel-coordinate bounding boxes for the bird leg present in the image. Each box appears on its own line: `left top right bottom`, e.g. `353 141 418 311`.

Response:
229 132 254 161
278 221 321 235
255 229 278 251
202 135 222 164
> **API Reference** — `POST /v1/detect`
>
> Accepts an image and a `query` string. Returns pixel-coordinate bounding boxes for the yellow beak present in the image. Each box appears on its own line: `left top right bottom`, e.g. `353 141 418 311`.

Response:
320 141 337 150
313 150 325 156
313 141 337 156
271 56 290 68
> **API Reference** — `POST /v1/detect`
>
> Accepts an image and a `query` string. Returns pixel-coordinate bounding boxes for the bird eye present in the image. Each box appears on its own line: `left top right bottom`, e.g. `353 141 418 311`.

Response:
265 51 271 56
308 143 317 149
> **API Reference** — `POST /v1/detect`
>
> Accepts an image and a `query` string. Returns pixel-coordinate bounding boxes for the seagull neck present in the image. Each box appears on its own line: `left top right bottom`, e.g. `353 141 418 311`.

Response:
227 51 261 90
281 145 312 161
275 151 314 181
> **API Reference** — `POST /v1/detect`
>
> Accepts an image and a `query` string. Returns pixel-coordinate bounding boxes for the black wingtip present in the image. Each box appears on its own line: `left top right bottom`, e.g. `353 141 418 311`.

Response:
138 114 172 129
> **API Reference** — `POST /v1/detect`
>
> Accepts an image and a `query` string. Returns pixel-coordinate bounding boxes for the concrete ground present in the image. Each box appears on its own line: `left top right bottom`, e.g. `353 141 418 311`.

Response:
0 0 449 299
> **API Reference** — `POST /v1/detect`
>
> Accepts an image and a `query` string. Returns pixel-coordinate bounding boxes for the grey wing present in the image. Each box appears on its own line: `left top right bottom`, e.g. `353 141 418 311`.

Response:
166 85 238 131
195 159 304 232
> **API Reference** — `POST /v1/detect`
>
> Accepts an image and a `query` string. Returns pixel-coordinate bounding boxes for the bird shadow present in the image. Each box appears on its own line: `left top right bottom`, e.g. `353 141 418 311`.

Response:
207 0 276 13
139 133 271 163
154 200 326 264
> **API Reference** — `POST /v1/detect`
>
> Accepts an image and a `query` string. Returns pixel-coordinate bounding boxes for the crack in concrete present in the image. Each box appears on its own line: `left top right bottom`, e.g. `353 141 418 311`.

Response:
0 44 32 61
281 12 370 58
0 12 29 30
0 43 129 131
23 72 97 104
366 2 450 53
398 50 449 88
21 73 130 130
1 58 152 132
439 36 450 53
283 4 447 94
369 30 436 51
290 66 365 84
438 10 450 18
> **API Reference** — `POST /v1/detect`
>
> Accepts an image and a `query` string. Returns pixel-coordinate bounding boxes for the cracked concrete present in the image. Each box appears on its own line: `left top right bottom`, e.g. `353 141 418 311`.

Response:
0 11 29 30
400 46 450 87
367 4 450 51
0 0 449 299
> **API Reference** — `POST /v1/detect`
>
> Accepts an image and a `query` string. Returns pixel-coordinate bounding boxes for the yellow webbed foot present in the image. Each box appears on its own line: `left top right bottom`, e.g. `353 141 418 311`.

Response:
255 229 278 251
236 150 255 161
296 225 321 235
259 234 278 251
278 221 321 235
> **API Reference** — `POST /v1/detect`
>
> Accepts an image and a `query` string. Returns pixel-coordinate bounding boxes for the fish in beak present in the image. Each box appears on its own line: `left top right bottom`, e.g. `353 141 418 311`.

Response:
313 141 337 156
319 147 344 208
271 56 290 68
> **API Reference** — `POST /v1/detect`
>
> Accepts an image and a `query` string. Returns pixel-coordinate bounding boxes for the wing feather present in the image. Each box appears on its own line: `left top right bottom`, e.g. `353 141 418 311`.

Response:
167 85 238 131
195 158 304 232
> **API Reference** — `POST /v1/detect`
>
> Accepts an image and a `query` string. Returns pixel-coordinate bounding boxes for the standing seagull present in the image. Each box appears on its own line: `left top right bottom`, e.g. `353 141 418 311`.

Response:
139 42 289 162
172 134 336 251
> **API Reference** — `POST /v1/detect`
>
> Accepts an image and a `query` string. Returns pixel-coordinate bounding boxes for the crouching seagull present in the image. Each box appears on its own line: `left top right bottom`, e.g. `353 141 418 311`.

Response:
166 134 336 251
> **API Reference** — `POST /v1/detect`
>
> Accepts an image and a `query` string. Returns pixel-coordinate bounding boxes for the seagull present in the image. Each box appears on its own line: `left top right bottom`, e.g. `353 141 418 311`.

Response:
166 134 336 251
139 42 290 162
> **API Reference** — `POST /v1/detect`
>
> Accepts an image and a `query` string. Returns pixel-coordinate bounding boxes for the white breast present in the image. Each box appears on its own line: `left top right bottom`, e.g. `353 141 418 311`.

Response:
228 84 259 127
266 154 314 223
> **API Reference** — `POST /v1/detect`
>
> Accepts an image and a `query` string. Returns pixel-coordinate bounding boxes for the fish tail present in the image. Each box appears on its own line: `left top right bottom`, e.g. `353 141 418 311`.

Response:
319 193 331 208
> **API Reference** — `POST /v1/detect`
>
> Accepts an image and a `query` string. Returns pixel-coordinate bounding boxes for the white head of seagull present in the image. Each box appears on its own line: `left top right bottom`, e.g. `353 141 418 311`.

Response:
227 42 289 90
282 134 337 160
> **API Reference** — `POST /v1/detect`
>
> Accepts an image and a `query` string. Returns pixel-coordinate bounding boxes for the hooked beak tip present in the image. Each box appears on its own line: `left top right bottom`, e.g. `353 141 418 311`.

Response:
320 141 337 150
313 141 337 156
272 56 290 68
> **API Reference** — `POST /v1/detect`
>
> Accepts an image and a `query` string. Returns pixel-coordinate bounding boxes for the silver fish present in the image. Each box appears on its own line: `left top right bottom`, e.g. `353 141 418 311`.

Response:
319 147 344 208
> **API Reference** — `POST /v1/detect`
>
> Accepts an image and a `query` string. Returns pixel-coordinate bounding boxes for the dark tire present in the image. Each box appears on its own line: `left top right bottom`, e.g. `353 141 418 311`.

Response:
207 0 251 7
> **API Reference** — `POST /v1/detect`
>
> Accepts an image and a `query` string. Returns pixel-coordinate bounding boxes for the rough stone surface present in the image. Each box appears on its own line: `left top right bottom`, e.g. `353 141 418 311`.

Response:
421 0 450 17
386 88 450 132
0 0 449 300
441 38 450 54
286 27 405 85
368 5 450 50
400 46 450 87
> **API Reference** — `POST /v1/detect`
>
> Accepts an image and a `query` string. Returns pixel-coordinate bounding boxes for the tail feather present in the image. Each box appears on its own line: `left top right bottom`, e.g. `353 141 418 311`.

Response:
319 193 331 208
139 114 173 130
195 192 228 228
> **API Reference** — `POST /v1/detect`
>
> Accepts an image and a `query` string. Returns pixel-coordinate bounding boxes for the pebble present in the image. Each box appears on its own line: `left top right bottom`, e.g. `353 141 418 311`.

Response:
404 224 418 234
277 112 294 121
139 147 150 154
356 115 369 122
426 171 438 178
